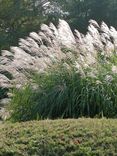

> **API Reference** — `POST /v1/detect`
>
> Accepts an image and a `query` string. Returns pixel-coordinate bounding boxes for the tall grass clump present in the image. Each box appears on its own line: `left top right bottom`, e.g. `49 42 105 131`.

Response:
9 56 117 122
8 85 38 122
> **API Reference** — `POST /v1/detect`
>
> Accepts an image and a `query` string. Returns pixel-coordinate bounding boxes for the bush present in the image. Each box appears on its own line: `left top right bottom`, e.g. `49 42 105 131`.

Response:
9 57 117 122
1 119 117 156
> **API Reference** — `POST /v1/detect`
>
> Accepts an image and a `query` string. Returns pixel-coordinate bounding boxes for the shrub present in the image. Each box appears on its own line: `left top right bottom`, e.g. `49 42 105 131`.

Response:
1 119 117 156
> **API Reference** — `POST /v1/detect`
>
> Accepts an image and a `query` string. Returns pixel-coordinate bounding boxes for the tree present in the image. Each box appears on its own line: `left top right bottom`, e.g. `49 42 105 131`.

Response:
0 0 117 51
55 0 117 32
0 0 47 51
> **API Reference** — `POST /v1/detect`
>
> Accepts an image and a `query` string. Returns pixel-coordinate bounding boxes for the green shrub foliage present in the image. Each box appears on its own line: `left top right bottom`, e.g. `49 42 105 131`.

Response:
1 119 117 156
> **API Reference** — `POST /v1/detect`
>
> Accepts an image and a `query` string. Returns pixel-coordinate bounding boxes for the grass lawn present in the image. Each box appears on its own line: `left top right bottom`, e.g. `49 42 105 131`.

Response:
0 118 117 156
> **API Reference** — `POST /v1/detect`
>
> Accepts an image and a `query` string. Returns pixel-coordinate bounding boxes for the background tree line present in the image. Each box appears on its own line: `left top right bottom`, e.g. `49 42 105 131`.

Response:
0 0 117 51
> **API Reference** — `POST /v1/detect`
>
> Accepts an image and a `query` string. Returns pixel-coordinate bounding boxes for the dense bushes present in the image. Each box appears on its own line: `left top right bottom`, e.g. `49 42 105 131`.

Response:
9 55 117 122
1 119 117 156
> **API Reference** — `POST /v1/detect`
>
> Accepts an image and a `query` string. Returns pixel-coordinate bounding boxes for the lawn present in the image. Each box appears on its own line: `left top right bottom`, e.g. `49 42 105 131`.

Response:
0 118 117 156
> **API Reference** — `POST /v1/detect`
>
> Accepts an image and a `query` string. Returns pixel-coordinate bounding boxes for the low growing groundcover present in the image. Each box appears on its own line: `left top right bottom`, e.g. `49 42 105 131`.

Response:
0 118 117 156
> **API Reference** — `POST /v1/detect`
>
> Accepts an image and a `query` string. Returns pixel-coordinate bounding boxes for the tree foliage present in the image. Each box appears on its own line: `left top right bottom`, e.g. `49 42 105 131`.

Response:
0 0 47 50
0 0 117 51
56 0 117 32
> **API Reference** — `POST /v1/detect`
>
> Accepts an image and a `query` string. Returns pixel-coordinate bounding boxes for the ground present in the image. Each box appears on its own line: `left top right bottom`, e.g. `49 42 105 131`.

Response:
0 118 117 156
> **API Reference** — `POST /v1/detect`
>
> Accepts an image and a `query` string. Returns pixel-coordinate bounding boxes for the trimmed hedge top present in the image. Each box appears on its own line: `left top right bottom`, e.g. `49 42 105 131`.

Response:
1 118 117 156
